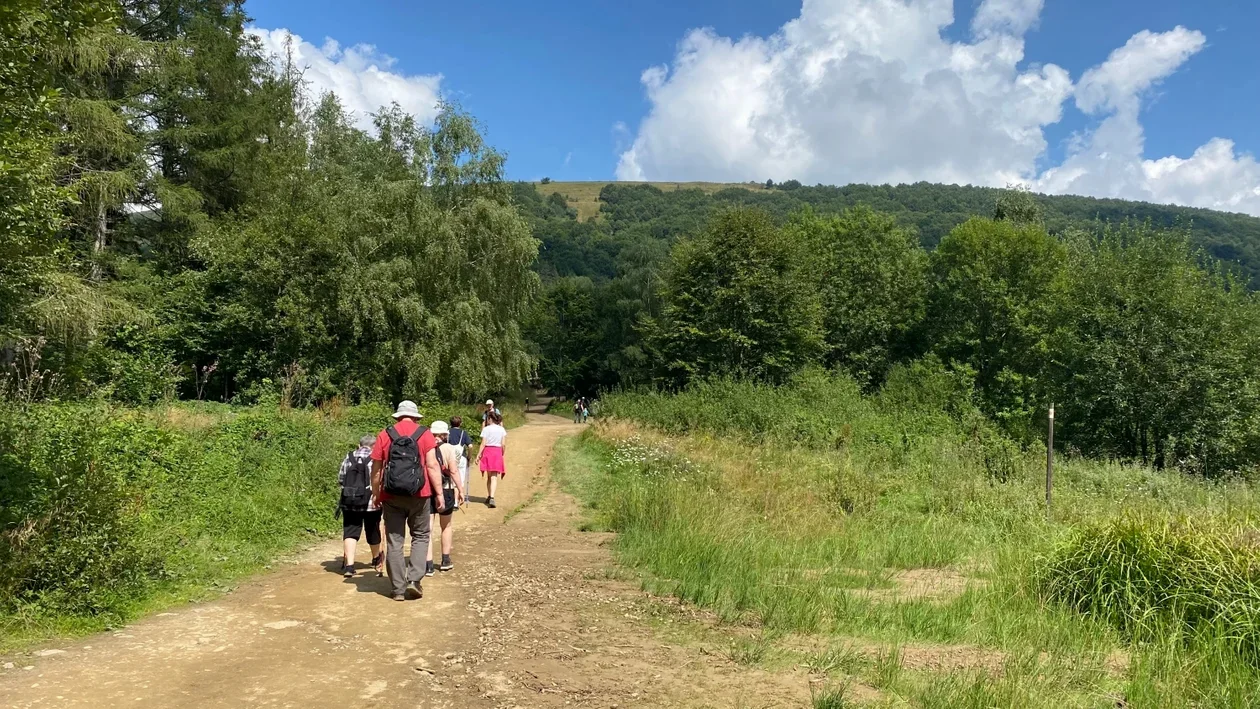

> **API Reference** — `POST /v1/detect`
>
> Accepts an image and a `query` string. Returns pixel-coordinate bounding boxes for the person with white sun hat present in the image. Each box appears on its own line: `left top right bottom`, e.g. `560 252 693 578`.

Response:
369 400 444 601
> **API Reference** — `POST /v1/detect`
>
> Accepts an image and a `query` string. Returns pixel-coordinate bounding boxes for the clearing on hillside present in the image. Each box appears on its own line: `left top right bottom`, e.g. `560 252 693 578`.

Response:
536 180 768 221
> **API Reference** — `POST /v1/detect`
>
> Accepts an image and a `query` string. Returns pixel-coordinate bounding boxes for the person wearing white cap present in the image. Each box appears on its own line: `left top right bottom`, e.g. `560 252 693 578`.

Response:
481 398 501 425
423 420 465 574
369 400 445 601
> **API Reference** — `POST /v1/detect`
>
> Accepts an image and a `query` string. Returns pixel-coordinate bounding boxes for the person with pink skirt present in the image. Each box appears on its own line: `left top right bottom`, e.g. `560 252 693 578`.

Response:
476 410 507 508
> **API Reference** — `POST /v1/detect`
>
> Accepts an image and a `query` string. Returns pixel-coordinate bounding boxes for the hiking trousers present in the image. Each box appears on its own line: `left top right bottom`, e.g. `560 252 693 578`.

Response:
383 495 432 596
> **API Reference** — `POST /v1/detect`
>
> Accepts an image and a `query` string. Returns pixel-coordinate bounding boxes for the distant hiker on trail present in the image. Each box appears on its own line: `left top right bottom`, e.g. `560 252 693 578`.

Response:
481 398 501 425
573 398 582 424
370 400 445 601
447 415 473 500
581 397 590 423
476 409 508 508
338 434 383 578
424 420 466 575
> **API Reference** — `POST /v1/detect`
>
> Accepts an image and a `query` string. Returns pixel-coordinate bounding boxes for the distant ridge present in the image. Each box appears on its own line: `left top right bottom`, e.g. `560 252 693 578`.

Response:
530 180 1260 285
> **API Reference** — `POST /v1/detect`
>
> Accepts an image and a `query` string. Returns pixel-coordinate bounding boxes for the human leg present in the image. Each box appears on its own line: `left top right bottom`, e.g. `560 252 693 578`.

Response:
439 511 453 556
363 509 384 573
406 495 432 595
488 472 500 499
342 509 366 574
383 499 409 598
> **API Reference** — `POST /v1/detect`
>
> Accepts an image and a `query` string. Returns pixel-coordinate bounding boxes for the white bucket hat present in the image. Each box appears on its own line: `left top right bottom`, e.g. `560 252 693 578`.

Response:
430 420 449 435
485 399 494 406
392 400 421 419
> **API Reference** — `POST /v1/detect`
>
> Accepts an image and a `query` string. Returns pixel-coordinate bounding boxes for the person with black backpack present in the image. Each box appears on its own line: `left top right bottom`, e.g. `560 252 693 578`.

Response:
369 400 446 601
338 434 384 577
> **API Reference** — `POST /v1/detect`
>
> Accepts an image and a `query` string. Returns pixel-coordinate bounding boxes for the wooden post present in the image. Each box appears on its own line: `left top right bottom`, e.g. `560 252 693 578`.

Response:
1046 404 1055 514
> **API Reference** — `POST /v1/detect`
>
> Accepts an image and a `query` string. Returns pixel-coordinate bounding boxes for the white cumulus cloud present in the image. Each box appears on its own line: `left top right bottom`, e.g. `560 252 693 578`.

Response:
617 0 1260 216
249 27 442 131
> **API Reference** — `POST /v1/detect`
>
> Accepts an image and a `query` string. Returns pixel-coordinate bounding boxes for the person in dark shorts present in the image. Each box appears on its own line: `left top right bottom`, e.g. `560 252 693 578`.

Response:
339 434 383 577
424 420 466 575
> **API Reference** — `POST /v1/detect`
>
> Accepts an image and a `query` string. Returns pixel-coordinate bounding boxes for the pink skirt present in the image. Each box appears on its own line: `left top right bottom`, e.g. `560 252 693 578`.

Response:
480 445 505 475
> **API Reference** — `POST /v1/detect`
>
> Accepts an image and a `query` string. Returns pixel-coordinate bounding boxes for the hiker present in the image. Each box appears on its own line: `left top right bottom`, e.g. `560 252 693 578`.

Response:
476 409 508 508
581 397 590 423
371 400 445 601
338 434 383 577
573 398 582 424
447 415 473 500
481 398 501 424
424 420 466 574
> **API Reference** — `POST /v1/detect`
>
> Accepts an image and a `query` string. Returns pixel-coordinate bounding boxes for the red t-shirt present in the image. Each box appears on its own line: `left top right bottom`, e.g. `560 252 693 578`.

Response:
370 419 436 499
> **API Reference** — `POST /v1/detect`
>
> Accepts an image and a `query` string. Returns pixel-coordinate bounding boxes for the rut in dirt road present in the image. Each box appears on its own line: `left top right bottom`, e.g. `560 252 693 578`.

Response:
0 414 816 708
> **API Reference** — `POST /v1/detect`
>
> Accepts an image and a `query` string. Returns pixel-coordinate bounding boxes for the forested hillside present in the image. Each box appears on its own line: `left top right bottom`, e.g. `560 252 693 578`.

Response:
528 181 1260 282
521 182 1260 475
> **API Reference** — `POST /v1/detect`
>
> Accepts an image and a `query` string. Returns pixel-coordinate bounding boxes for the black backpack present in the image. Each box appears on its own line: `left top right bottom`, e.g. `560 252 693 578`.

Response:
339 450 373 511
383 424 427 496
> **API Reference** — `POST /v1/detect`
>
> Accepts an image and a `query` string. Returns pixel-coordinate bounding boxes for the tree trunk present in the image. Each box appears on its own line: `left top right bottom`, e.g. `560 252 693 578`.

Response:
90 199 108 281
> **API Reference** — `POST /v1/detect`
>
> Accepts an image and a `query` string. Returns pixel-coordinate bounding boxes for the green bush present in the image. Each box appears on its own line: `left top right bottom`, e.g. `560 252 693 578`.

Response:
0 402 362 631
1039 516 1260 660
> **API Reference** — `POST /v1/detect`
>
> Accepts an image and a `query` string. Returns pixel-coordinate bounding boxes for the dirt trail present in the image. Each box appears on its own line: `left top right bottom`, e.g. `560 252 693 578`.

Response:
0 415 813 708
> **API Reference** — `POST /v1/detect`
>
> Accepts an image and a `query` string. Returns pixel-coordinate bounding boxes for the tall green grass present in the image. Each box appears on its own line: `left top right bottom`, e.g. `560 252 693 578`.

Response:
557 368 1260 706
1040 517 1260 660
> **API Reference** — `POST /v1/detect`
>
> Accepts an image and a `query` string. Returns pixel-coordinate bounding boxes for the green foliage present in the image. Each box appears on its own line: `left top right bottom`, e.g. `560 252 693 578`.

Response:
189 98 539 402
993 186 1044 226
1039 516 1260 661
928 218 1066 437
0 403 346 624
0 0 116 337
524 277 603 396
648 208 824 385
1049 224 1260 475
790 207 928 385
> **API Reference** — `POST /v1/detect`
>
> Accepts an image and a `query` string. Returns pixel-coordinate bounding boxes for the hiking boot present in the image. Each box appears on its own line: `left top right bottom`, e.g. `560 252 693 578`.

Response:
439 555 453 572
342 563 355 578
487 496 497 508
392 594 406 602
405 581 423 600
425 561 435 577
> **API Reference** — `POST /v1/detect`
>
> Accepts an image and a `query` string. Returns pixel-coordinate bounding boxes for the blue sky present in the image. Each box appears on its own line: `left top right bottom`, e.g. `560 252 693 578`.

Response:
246 0 1260 215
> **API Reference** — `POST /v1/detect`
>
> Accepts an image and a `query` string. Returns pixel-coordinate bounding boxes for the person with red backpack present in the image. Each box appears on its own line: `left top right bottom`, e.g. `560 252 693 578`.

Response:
370 400 446 601
338 434 384 577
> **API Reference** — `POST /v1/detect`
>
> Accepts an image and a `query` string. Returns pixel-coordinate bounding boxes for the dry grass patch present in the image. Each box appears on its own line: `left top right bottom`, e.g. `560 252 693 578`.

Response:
536 181 767 221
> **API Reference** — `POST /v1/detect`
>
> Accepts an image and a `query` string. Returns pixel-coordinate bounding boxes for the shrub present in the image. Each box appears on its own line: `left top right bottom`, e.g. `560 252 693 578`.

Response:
0 402 359 627
1039 516 1260 660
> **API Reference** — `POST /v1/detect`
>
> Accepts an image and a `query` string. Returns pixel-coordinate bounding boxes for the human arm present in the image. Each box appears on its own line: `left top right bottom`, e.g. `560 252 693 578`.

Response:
449 454 465 504
425 448 445 512
370 457 384 507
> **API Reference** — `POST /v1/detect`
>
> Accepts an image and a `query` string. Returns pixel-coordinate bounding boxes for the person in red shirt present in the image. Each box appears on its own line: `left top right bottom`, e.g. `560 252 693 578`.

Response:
370 400 445 601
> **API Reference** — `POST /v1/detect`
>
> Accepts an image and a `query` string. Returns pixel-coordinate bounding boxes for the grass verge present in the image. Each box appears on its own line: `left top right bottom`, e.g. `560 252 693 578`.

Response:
549 372 1260 706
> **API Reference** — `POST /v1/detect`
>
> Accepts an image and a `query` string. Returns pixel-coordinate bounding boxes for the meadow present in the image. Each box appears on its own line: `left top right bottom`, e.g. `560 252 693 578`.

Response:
554 369 1260 707
0 400 518 649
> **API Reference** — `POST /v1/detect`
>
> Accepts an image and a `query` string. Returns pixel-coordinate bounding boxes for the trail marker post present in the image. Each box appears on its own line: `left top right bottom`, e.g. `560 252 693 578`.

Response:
1046 404 1055 514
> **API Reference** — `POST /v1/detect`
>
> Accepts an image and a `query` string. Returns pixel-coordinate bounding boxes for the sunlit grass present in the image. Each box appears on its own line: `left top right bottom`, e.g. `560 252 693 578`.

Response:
549 374 1260 706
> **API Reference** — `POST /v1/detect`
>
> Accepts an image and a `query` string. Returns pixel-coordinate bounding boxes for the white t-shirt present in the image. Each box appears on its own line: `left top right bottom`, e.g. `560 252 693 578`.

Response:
480 424 507 447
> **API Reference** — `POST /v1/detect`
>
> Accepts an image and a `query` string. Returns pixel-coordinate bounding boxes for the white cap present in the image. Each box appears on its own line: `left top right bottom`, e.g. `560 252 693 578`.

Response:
430 420 449 435
485 399 494 406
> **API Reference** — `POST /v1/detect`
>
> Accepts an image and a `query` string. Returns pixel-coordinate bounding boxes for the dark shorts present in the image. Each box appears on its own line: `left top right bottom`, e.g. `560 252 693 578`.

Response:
434 489 456 516
342 508 383 544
